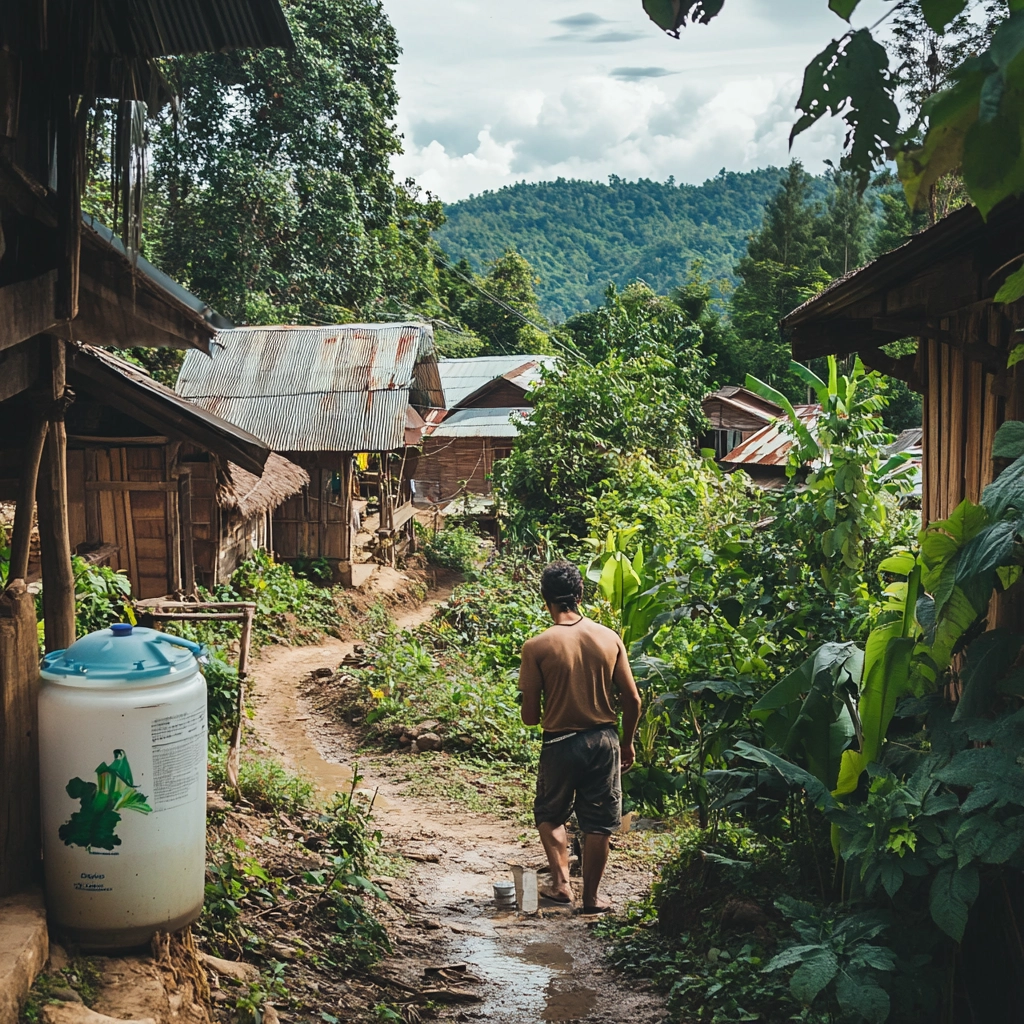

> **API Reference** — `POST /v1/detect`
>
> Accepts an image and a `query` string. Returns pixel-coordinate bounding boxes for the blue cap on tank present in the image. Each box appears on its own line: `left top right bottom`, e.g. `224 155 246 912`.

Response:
40 626 204 684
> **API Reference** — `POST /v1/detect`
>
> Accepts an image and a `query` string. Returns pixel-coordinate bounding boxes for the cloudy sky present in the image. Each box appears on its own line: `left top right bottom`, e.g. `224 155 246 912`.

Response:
385 0 892 203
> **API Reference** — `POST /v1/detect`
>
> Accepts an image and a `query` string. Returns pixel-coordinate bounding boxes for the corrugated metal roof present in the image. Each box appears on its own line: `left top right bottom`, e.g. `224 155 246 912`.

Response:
67 343 270 474
177 324 437 453
721 405 822 467
92 0 292 56
429 407 531 439
438 355 555 409
883 428 923 456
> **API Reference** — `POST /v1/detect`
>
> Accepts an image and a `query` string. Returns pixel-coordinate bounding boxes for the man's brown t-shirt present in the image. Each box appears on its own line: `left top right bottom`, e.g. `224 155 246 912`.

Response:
518 617 634 732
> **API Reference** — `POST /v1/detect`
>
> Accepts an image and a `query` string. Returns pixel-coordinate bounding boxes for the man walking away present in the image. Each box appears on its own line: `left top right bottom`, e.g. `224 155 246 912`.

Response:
518 559 642 913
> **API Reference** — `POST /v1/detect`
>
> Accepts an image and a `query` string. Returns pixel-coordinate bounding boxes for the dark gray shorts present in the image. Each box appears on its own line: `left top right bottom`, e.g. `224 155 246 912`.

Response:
534 724 621 835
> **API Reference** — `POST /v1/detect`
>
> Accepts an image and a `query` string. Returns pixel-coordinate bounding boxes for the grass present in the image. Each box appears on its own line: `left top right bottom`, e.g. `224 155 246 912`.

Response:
390 752 535 826
208 739 316 814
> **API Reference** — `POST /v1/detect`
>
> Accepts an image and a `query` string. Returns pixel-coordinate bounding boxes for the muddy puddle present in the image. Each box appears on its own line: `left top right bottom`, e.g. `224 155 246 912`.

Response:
457 935 599 1022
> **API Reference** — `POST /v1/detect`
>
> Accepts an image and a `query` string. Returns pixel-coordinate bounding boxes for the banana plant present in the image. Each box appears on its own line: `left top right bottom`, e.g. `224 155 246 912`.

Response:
585 526 669 647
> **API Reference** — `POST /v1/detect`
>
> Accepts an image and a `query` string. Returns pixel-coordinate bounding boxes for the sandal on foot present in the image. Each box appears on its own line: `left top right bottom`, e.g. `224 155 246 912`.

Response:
582 904 614 915
539 887 572 905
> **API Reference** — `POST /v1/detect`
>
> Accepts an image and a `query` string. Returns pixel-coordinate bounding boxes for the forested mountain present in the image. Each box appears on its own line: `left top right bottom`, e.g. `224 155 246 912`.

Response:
435 169 830 321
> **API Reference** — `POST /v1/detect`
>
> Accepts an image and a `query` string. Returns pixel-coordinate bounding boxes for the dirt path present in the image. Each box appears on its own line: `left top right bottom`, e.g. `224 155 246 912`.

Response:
250 592 667 1024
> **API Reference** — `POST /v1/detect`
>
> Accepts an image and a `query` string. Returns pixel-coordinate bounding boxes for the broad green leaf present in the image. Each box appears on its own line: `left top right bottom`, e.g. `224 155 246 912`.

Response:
962 115 1023 216
993 420 1024 459
828 0 861 18
734 740 839 811
879 551 917 575
792 30 900 191
955 520 1015 584
1008 341 1024 366
929 862 979 941
789 950 839 1005
642 0 679 30
982 452 1024 518
835 974 890 1024
953 628 1022 720
920 0 969 33
788 359 827 399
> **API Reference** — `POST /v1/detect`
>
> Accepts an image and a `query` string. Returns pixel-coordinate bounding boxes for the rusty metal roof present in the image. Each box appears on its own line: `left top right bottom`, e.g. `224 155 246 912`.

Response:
721 405 821 468
176 324 438 453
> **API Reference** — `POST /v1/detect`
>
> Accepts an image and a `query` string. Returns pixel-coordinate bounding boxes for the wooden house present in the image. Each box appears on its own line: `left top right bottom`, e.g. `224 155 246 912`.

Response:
0 0 292 901
781 200 1024 529
701 385 783 460
176 324 444 585
720 405 822 488
416 355 555 503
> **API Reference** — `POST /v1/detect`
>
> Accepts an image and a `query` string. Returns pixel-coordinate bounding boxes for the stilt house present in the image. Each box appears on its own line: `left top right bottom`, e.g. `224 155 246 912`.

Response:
416 355 555 503
176 324 444 585
0 0 292 907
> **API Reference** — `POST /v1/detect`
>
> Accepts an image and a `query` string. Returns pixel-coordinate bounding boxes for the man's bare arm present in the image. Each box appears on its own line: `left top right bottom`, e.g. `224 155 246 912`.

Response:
519 645 542 726
613 644 642 771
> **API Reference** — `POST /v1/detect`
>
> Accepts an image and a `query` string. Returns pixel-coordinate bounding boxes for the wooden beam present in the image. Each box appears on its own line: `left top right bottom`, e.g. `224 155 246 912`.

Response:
0 272 58 352
871 316 949 340
37 337 76 651
84 480 177 492
179 475 196 597
0 338 41 402
861 346 923 392
69 434 169 445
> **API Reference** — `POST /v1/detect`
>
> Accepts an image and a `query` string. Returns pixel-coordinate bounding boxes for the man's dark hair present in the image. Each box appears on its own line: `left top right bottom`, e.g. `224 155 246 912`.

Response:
541 560 584 612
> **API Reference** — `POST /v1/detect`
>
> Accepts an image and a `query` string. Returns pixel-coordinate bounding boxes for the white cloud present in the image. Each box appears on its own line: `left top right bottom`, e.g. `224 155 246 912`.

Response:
386 0 889 201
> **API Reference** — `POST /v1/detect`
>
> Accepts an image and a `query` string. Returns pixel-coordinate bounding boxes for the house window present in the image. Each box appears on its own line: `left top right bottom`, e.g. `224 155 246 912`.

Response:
713 429 743 459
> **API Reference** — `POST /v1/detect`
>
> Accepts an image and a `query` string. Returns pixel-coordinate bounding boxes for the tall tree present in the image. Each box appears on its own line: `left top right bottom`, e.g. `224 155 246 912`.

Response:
146 0 439 326
730 162 830 396
817 164 873 279
457 249 553 356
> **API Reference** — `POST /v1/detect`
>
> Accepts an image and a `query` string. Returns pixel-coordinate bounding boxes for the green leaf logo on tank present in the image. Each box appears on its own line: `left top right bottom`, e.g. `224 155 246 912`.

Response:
59 749 153 852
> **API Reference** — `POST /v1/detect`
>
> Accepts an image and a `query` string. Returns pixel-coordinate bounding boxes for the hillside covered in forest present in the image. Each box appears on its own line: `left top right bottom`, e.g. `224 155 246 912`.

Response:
435 168 830 321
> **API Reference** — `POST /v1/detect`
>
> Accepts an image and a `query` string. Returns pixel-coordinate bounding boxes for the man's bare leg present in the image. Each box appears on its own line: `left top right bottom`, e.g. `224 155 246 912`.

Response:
537 822 573 901
582 833 611 910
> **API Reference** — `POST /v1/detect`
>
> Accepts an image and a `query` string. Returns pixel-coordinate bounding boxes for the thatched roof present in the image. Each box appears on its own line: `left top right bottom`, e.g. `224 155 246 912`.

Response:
218 453 309 519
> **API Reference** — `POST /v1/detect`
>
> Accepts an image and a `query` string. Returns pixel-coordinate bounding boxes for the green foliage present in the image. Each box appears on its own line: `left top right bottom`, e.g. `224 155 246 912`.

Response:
142 0 443 324
422 523 481 574
203 654 241 735
764 900 895 1023
495 291 710 541
453 249 553 355
71 557 134 636
209 744 315 814
437 169 825 321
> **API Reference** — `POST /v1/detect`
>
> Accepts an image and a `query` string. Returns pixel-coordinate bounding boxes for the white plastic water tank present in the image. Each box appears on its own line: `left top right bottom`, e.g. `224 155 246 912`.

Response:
39 624 208 949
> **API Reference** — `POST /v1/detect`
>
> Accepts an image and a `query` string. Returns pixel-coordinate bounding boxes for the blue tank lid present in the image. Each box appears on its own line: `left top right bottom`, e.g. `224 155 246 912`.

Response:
41 626 203 684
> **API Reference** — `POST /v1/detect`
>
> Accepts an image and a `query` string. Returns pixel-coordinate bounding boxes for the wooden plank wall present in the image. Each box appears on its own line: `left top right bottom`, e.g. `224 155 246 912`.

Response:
922 304 1010 523
272 462 348 562
71 446 172 598
181 454 219 586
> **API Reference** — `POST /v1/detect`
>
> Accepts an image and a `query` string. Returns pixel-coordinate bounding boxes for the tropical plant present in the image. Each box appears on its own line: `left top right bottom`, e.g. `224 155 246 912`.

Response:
748 356 912 592
72 557 135 636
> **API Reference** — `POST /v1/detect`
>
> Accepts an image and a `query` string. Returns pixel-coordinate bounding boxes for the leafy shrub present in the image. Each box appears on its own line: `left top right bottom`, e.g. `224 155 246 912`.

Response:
202 652 240 735
208 743 314 813
71 557 134 636
422 523 480 574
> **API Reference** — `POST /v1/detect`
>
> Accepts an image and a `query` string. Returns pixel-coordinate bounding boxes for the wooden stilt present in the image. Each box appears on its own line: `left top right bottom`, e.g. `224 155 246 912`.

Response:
37 337 76 652
8 409 48 583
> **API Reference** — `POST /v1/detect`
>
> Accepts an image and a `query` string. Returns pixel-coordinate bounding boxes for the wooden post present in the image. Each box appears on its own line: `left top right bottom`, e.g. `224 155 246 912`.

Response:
178 474 196 596
339 456 353 587
226 604 255 799
0 581 42 895
37 337 76 652
8 409 48 582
